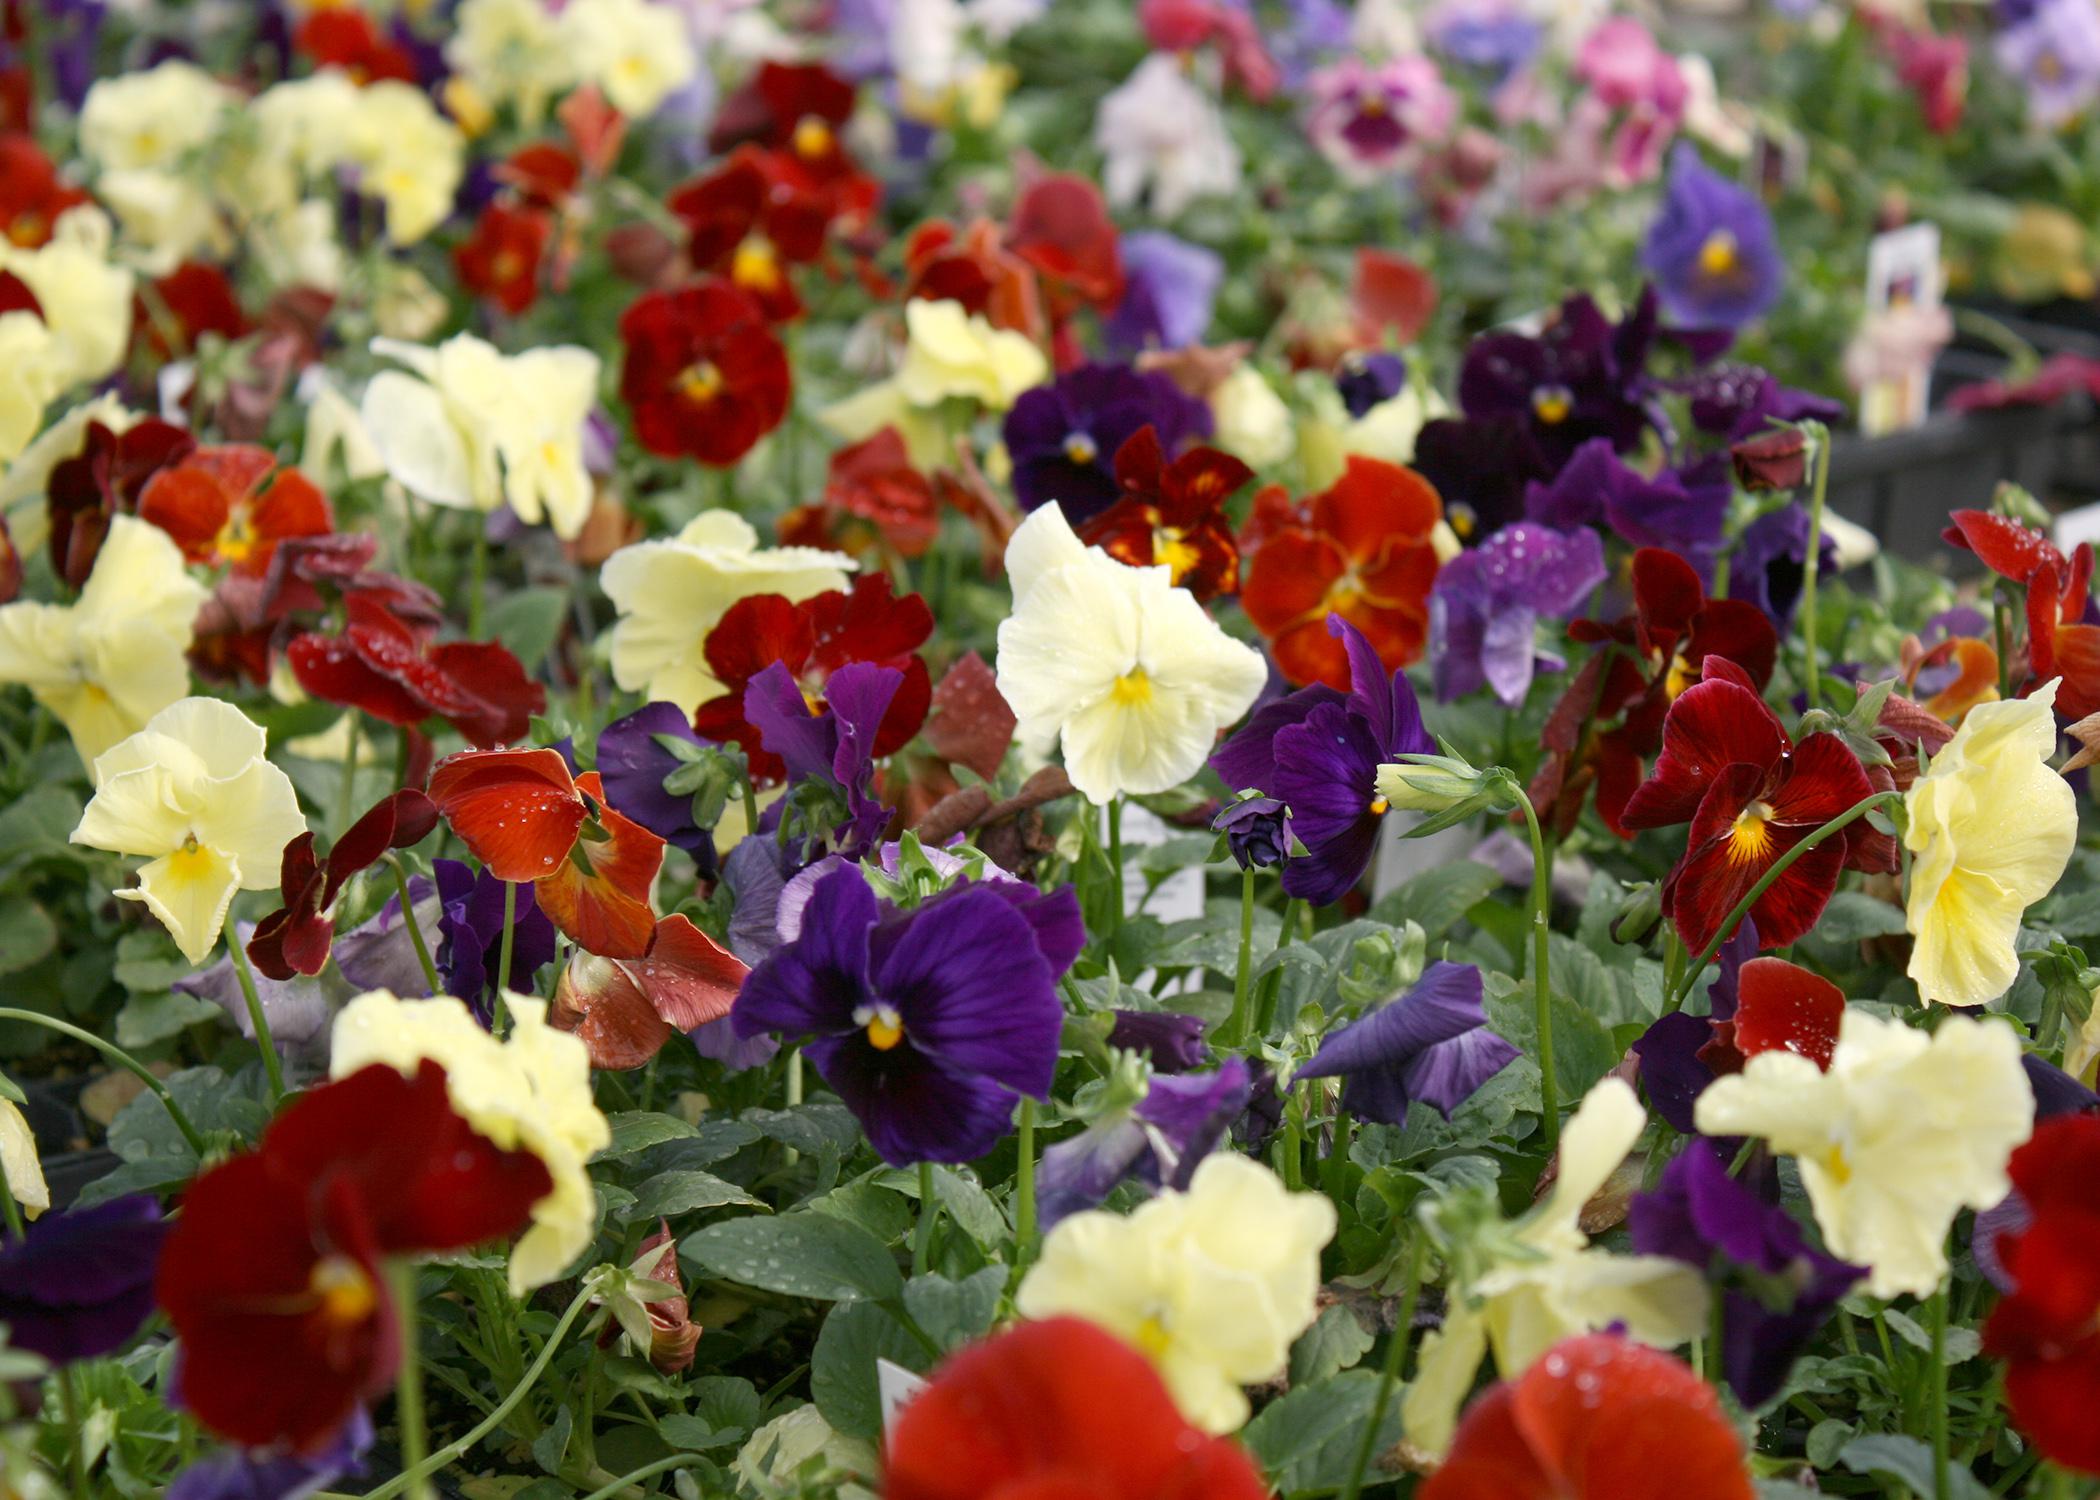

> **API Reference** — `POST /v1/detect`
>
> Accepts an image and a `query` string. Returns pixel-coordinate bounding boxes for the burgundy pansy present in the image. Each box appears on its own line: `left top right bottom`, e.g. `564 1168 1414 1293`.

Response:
287 593 545 750
47 418 196 588
247 790 439 981
1078 425 1247 602
618 280 791 466
551 914 747 1069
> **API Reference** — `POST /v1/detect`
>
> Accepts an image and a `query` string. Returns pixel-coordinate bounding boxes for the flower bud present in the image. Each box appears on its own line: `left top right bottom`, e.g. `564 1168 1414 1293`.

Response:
1212 794 1291 871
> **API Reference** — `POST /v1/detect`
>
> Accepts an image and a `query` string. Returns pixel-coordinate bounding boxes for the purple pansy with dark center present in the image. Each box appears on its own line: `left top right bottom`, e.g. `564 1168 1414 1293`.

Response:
731 866 1074 1166
1335 350 1409 419
1211 614 1436 905
0 1196 166 1365
596 701 723 878
1104 231 1224 353
1680 362 1845 441
1213 795 1292 870
1629 1142 1864 1408
1642 143 1784 331
1001 363 1212 522
1294 961 1518 1122
1107 1010 1210 1073
1035 1059 1252 1229
1730 501 1838 633
1429 521 1606 705
434 858 558 1019
745 659 899 857
1523 438 1729 564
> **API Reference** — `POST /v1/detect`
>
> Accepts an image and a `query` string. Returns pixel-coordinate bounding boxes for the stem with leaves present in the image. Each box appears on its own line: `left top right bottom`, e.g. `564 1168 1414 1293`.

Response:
1339 1230 1425 1500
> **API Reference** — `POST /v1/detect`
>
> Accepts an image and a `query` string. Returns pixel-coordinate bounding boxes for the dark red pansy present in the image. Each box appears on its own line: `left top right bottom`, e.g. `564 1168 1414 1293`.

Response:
1985 1116 2100 1475
618 280 791 466
1421 1334 1753 1500
551 913 746 1068
668 146 833 323
777 426 941 560
0 134 90 249
293 8 417 82
1621 657 1874 956
1725 956 1845 1069
1942 508 2066 585
455 201 554 316
1006 172 1125 318
248 790 439 981
47 418 196 588
884 1318 1271 1500
903 218 1046 341
138 444 332 576
498 142 583 210
287 593 544 749
156 1061 550 1454
136 262 248 362
427 751 665 959
1079 424 1246 602
690 573 933 783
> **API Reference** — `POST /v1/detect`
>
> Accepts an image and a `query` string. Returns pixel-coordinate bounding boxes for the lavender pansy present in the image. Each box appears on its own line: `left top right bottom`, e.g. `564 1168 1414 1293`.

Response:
1295 961 1517 1122
1642 143 1783 331
168 1408 373 1500
1429 521 1606 705
1997 0 2100 127
1104 231 1224 353
1035 1058 1252 1229
0 1196 166 1365
1002 363 1211 522
174 920 334 1061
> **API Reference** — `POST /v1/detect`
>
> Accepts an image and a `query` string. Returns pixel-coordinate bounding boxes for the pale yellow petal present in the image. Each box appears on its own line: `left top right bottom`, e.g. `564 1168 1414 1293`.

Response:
0 1101 48 1220
124 843 241 965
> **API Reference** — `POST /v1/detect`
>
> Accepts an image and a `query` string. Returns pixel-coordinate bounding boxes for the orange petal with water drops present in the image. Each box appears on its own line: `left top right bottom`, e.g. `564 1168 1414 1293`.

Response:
427 748 586 883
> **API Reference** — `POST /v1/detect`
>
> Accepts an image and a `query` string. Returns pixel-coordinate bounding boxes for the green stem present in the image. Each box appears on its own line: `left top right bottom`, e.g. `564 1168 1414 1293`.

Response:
1930 1280 1950 1500
1995 590 2015 704
337 713 363 836
742 779 760 841
386 1264 434 1500
1014 1097 1038 1269
495 880 518 1002
1221 867 1257 1048
389 857 442 996
1253 898 1303 1036
1799 420 1831 712
1339 1231 1425 1500
226 913 287 1102
1665 791 1900 1012
57 1367 88 1500
913 1161 939 1276
1515 790 1557 1152
574 1457 705 1500
1106 799 1125 941
359 1283 599 1500
0 1010 208 1157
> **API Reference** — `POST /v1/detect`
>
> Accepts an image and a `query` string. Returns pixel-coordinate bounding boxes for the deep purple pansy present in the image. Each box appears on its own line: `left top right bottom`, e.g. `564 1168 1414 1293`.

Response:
1295 960 1518 1122
1002 363 1212 522
1523 438 1729 564
744 660 899 857
433 858 558 1018
1107 1010 1210 1073
0 1196 167 1365
596 701 723 877
1335 351 1409 419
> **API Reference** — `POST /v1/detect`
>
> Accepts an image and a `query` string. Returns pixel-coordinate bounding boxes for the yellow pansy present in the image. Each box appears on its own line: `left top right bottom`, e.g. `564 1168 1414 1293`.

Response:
816 380 957 471
330 990 611 1293
1402 1079 1709 1459
0 516 208 767
70 698 306 965
0 314 62 466
0 207 135 391
1904 683 2076 1006
601 512 852 712
445 0 576 127
995 504 1265 804
78 60 233 174
347 81 467 246
1694 1010 2033 1299
1016 1153 1335 1434
558 0 697 118
894 298 1047 411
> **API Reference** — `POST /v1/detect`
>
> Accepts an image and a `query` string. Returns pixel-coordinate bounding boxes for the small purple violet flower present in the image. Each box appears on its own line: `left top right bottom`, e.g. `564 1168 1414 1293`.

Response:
1523 438 1729 563
1429 521 1606 705
745 660 901 858
1104 231 1224 353
1730 502 1839 633
1641 143 1784 331
1295 961 1518 1122
1035 1058 1252 1229
0 1196 166 1365
1212 794 1292 870
1107 1010 1210 1072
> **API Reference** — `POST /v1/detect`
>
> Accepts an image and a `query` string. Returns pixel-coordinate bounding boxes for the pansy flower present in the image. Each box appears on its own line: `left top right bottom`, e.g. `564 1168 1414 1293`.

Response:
776 426 943 561
732 865 1073 1165
156 1060 553 1452
1212 613 1436 905
1620 657 1874 955
594 703 727 875
618 280 791 466
1641 143 1783 331
1729 502 1837 634
0 1195 167 1366
135 262 249 364
1078 425 1247 601
46 417 196 589
1003 363 1212 524
1430 521 1606 706
1523 438 1728 563
1297 961 1519 1122
1305 55 1457 180
690 573 933 783
431 857 559 1016
427 747 666 959
246 790 439 981
1104 231 1222 354
552 914 747 1069
714 61 878 224
744 660 904 855
0 135 89 249
1240 455 1444 689
454 200 554 317
903 218 1048 342
137 445 330 577
1004 172 1127 324
1036 1058 1252 1228
669 146 834 324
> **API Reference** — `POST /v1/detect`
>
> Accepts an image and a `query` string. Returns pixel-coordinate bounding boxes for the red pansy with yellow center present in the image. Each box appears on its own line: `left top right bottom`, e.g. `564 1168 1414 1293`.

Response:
1079 425 1246 602
428 747 665 959
1621 656 1875 956
669 145 837 324
1239 454 1443 688
137 444 332 576
618 279 791 466
0 134 88 248
455 201 555 316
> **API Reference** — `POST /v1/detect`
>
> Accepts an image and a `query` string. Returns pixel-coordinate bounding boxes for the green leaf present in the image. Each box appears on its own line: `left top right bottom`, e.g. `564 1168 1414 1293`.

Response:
1881 1308 1981 1365
810 1299 931 1441
595 1111 700 1161
111 931 194 994
487 586 570 668
681 1213 904 1301
1810 891 1909 944
1289 1303 1373 1386
0 904 56 976
625 1170 764 1221
690 1376 761 1442
1371 860 1502 940
72 1157 196 1209
113 990 222 1049
1838 1434 1992 1500
902 1268 1005 1351
659 1413 747 1453
1806 1418 1854 1468
0 791 83 863
530 1404 573 1476
746 1101 863 1161
1242 1369 1403 1493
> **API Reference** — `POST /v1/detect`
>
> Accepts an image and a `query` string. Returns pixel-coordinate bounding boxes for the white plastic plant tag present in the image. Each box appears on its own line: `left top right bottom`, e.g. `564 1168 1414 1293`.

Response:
878 1358 931 1439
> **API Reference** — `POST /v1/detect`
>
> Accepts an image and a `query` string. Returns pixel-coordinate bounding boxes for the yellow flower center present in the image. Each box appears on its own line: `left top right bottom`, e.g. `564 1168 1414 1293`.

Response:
679 362 724 402
1358 93 1390 118
858 1003 905 1051
1663 650 1694 700
1111 670 1153 706
1727 801 1776 864
1531 385 1572 425
1448 502 1477 540
1823 1145 1852 1186
1062 431 1099 466
214 510 259 565
1369 796 1389 815
168 835 215 880
792 115 835 159
491 248 526 285
7 212 45 247
1153 527 1200 579
732 237 782 293
309 1254 379 1328
1698 230 1740 279
1133 1314 1173 1358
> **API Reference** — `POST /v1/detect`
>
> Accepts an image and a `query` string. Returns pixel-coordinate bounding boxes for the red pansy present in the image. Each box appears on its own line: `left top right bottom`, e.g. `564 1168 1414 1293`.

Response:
0 134 88 248
903 218 1046 341
884 1318 1271 1500
500 142 584 211
134 261 248 361
427 749 665 959
1353 249 1436 347
294 9 417 82
690 573 933 782
247 790 439 981
1239 455 1443 688
618 280 791 466
2027 544 2100 720
138 444 332 576
1079 424 1246 601
1006 172 1125 320
288 592 544 749
1985 1116 2100 1476
1421 1334 1752 1500
1621 657 1875 956
551 913 746 1068
710 62 880 234
668 146 834 323
777 426 941 560
455 201 554 316
46 418 196 588
1943 508 2068 586
156 1061 551 1453
1700 955 1848 1076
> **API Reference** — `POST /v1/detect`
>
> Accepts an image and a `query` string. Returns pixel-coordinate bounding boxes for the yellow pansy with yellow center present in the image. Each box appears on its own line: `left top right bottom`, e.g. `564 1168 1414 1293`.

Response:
1016 1153 1335 1434
0 515 208 767
894 298 1048 411
1904 682 2076 1006
330 990 611 1294
557 0 697 119
70 698 306 965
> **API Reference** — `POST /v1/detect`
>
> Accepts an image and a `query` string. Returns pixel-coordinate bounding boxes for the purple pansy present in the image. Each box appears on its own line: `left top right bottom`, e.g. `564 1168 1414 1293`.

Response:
168 1408 372 1500
1035 1059 1252 1229
745 660 899 857
174 920 333 1062
1107 1010 1210 1072
1997 0 2100 127
731 866 1075 1166
1730 502 1838 633
1427 0 1543 83
433 859 558 1019
1002 363 1212 522
1523 438 1728 563
0 1196 166 1365
1680 362 1844 441
1429 521 1606 705
1295 961 1518 1122
596 702 723 877
1629 916 1757 1132
1212 795 1292 870
1211 614 1436 906
1104 231 1224 353
1642 144 1783 331
1630 1143 1864 1407
1335 350 1409 419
